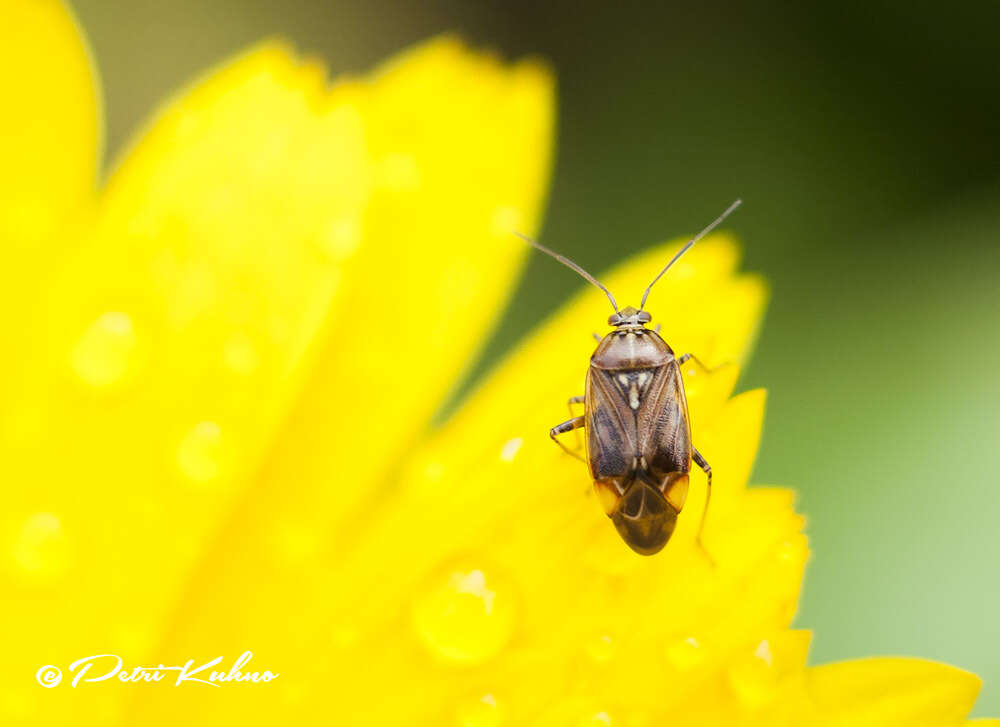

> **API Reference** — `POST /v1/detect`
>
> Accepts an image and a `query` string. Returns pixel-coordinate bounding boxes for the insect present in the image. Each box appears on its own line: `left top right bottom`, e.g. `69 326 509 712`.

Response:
517 200 742 555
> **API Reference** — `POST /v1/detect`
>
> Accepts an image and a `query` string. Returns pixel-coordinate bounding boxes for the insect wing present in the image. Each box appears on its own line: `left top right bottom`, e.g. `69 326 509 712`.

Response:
584 366 635 482
636 361 692 478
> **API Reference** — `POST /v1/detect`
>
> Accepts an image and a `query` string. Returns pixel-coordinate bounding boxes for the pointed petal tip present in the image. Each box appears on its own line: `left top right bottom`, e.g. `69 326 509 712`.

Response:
808 656 984 723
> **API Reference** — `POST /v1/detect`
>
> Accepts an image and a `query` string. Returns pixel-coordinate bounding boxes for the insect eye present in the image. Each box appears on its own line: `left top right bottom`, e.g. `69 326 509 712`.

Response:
607 313 622 326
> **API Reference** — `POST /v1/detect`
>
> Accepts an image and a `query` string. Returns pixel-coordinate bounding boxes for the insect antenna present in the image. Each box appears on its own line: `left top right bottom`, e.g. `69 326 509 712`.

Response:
639 199 743 311
514 231 619 313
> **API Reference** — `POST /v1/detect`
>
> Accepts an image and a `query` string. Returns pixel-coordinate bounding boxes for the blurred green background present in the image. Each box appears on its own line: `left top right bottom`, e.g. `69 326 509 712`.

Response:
74 0 1000 715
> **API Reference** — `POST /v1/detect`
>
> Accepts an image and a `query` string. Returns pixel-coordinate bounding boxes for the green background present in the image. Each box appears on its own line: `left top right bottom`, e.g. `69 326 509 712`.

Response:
74 0 1000 715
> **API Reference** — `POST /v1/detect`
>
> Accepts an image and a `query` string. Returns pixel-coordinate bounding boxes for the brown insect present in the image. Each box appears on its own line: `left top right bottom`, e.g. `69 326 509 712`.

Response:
517 200 742 555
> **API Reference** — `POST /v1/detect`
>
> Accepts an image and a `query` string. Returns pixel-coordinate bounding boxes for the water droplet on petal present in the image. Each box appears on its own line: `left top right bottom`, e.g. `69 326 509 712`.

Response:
320 217 362 262
70 312 138 388
9 513 71 581
776 539 802 565
456 693 503 727
754 639 773 666
499 437 522 463
586 634 615 663
728 639 780 709
582 711 613 727
177 421 224 483
666 636 704 671
412 564 515 665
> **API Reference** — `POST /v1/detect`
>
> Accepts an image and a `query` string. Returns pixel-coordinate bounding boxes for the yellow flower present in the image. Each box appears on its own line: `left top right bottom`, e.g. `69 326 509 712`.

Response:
0 2 994 725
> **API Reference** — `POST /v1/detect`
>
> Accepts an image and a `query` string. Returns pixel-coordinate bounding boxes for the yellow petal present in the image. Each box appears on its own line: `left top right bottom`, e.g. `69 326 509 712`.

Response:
209 36 555 545
0 34 553 725
0 42 370 722
0 0 101 404
130 235 794 725
2 11 991 723
275 244 790 725
129 36 553 714
801 657 982 726
0 0 100 249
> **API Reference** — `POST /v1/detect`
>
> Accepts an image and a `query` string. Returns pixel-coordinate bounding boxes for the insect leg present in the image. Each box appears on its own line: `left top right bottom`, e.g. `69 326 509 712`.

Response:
567 395 585 450
692 448 715 564
592 332 602 342
550 416 586 462
677 352 722 381
653 323 661 334
677 352 714 369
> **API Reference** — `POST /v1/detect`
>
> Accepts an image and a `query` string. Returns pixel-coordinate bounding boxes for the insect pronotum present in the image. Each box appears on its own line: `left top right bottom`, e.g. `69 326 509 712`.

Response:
517 200 742 556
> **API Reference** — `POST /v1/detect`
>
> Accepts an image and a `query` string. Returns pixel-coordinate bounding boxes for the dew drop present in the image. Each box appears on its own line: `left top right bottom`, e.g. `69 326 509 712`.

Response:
412 565 515 665
665 636 704 671
754 639 773 666
9 512 71 581
456 693 503 727
320 217 362 262
582 711 613 726
499 437 522 463
727 639 780 709
70 312 138 388
177 421 224 483
776 540 798 564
